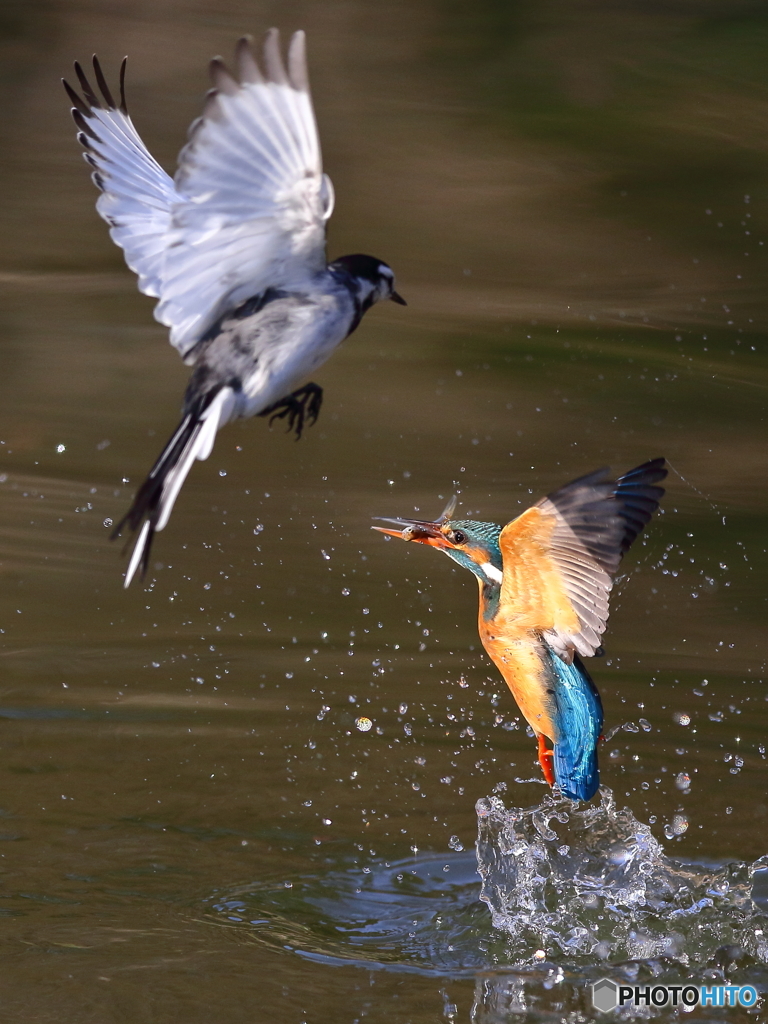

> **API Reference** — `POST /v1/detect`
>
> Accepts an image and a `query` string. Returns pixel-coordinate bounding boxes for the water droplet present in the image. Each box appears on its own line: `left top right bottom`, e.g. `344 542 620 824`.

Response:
448 835 464 852
355 717 372 732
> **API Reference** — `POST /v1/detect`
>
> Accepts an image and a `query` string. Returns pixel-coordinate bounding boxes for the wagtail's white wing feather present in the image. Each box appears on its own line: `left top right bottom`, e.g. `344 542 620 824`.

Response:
64 60 180 299
163 31 333 354
65 30 334 359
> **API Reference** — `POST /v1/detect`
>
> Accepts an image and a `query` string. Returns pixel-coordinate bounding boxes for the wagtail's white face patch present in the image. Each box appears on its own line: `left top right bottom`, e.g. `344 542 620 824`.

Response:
376 265 394 299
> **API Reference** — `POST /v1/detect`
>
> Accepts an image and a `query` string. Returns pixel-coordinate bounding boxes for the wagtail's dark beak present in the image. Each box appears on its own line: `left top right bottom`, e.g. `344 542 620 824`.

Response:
390 291 407 306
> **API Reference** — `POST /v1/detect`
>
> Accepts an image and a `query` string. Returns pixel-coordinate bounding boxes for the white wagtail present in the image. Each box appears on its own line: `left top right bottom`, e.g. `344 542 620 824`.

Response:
64 29 405 588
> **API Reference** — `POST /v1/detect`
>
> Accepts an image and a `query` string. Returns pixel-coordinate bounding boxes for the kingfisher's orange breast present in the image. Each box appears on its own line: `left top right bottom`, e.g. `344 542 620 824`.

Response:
473 504 585 741
478 613 558 742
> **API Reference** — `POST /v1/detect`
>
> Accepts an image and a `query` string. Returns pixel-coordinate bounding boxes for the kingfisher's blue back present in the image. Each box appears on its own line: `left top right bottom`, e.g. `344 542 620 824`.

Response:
544 649 603 801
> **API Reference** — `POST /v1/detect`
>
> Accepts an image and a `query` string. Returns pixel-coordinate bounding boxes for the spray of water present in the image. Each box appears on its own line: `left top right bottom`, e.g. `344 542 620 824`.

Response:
203 785 768 1019
476 786 768 968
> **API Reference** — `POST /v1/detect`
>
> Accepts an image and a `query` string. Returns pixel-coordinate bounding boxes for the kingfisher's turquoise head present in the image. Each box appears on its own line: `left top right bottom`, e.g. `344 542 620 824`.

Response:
373 496 503 588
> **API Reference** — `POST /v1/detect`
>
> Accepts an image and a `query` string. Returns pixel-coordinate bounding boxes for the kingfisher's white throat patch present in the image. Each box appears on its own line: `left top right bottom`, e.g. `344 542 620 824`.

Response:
480 562 503 584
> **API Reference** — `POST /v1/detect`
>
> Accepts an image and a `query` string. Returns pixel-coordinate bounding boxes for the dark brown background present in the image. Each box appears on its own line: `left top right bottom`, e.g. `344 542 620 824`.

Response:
0 0 767 1019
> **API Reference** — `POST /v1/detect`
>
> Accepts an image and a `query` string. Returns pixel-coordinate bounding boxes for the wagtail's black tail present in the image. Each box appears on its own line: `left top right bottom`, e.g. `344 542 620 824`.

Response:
112 387 235 588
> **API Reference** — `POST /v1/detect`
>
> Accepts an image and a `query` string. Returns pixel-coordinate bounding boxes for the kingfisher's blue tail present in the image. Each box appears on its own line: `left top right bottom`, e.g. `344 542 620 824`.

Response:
546 650 603 801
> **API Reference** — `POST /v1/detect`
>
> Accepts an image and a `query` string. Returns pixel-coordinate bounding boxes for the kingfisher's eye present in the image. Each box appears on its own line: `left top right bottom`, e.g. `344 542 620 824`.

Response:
451 530 467 545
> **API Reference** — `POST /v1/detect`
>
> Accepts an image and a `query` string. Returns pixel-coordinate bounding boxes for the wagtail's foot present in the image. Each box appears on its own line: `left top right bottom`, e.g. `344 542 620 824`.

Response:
259 382 323 440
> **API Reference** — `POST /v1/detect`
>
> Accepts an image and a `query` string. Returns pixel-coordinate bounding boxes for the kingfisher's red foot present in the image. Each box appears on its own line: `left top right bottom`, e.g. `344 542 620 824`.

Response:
537 733 555 787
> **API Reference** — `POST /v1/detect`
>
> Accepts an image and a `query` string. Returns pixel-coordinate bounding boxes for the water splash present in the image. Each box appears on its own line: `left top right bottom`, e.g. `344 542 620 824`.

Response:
201 787 768 983
199 788 768 1018
476 786 768 969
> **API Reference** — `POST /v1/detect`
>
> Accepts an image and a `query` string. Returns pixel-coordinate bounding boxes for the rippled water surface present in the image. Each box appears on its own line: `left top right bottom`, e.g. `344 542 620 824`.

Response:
2 1 768 1021
202 788 768 1018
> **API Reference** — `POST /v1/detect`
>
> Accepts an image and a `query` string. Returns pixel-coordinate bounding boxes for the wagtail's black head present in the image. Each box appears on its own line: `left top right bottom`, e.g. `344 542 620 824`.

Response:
330 253 406 308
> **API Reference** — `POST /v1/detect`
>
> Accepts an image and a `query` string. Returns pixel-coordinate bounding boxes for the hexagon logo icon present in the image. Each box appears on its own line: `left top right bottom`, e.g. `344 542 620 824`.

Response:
592 978 618 1013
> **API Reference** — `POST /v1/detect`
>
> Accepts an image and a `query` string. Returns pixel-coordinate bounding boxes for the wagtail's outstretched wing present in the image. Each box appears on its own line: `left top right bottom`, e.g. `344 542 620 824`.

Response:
64 30 334 359
64 59 180 302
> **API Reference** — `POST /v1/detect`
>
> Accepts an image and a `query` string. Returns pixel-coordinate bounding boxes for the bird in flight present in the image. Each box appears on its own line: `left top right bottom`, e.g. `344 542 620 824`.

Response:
374 459 667 801
64 29 405 587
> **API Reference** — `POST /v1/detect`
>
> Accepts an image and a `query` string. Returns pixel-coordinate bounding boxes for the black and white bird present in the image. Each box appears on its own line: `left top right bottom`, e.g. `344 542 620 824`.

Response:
64 30 405 587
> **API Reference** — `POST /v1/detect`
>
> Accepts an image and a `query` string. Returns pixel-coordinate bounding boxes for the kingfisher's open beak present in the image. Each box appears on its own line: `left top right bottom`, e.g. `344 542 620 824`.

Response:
390 291 407 306
372 495 456 547
372 517 449 547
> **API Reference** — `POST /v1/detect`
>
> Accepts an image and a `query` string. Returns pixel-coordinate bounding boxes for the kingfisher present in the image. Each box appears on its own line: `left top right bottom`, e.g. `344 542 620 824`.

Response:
64 29 405 587
374 459 667 801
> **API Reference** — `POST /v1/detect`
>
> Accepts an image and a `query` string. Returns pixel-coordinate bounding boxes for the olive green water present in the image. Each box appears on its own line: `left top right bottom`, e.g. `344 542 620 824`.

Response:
1 1 768 1020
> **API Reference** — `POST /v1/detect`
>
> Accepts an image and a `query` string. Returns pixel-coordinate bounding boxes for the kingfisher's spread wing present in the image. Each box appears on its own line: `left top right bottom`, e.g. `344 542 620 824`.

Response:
65 30 333 359
499 458 666 661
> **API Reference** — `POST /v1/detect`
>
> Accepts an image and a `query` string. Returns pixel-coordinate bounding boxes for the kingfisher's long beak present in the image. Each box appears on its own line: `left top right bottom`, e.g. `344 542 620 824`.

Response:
390 291 407 306
372 517 449 547
372 495 457 547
